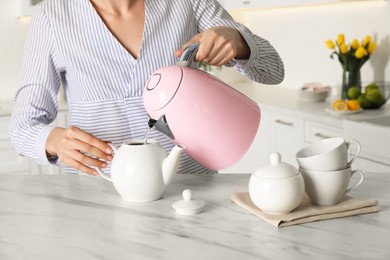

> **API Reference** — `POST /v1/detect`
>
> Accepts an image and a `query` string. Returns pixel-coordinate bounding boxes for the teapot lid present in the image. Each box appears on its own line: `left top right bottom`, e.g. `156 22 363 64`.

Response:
254 152 298 179
172 189 205 216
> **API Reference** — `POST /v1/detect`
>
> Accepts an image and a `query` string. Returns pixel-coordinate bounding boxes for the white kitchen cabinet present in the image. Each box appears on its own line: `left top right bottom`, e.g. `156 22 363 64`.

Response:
0 110 68 175
0 116 33 175
269 112 304 167
343 138 390 173
351 155 390 173
303 119 390 173
304 120 342 144
221 107 390 174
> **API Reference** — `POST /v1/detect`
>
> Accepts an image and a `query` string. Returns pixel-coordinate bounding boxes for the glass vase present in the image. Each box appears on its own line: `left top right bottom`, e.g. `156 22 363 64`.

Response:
341 69 361 100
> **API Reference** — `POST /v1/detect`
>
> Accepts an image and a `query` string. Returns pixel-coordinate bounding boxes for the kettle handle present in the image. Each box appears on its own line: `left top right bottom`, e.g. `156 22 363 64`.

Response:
95 143 118 182
177 42 200 67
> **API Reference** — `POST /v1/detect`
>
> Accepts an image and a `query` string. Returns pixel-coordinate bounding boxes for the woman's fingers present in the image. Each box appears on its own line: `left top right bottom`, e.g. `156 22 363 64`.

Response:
61 154 102 176
64 126 112 158
61 130 112 162
175 34 202 58
177 26 249 67
203 44 236 66
46 126 113 175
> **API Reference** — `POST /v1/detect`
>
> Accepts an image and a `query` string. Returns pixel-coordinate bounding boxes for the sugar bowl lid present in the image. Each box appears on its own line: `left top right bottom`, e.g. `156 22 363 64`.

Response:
254 152 299 179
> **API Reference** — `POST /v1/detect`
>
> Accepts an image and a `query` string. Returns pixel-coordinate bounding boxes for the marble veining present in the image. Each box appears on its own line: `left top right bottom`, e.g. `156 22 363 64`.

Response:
0 173 389 260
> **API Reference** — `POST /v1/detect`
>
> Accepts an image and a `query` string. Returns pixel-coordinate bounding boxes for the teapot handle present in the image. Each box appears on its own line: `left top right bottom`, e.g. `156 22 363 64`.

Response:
96 143 118 182
177 42 200 67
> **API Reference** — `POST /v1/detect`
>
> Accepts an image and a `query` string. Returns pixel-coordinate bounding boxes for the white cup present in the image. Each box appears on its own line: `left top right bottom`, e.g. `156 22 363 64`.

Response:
299 167 364 206
296 137 361 171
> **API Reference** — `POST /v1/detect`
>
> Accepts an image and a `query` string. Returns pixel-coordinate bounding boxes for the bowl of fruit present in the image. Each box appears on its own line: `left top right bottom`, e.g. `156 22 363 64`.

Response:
348 82 390 109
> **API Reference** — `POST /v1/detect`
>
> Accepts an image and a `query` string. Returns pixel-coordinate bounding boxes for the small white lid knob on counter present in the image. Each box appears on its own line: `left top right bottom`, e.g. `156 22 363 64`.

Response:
172 189 205 216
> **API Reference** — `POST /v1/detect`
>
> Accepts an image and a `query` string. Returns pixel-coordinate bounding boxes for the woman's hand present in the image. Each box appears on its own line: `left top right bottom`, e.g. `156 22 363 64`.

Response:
176 26 250 66
46 126 113 175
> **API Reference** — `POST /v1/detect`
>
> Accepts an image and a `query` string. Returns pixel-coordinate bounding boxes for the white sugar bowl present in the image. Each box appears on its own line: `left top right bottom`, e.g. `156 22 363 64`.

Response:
249 152 304 215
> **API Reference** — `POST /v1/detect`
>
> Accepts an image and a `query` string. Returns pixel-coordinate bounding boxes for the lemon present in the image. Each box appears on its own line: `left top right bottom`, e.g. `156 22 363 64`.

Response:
333 99 348 111
347 99 361 111
367 89 385 106
348 86 361 99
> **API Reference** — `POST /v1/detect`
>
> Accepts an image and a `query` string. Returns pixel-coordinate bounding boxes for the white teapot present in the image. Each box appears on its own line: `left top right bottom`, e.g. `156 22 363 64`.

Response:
249 152 304 214
97 139 184 202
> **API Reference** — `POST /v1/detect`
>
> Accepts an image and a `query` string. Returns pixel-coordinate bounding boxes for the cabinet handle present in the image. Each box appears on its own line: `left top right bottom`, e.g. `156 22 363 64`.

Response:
242 1 251 4
314 133 333 139
275 119 293 126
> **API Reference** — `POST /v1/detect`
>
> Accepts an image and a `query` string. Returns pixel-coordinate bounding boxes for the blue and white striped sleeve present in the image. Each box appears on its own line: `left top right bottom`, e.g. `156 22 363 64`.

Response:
192 0 285 85
9 5 61 165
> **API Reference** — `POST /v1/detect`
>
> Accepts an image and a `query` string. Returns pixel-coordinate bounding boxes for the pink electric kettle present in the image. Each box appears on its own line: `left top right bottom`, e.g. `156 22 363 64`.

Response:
143 43 261 170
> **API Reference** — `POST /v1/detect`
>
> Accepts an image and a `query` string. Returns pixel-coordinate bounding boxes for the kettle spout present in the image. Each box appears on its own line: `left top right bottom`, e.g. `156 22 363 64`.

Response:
149 115 175 140
162 145 185 185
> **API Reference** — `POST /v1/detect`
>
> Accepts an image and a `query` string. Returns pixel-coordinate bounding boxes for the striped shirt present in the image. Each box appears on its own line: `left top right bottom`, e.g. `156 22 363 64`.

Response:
9 0 284 174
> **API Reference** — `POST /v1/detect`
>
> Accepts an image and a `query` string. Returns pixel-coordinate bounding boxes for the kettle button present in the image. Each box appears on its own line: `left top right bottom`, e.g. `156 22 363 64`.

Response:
146 73 161 90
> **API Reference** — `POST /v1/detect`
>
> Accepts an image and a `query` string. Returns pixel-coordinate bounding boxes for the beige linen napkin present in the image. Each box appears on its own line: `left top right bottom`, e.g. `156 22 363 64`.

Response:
231 192 379 228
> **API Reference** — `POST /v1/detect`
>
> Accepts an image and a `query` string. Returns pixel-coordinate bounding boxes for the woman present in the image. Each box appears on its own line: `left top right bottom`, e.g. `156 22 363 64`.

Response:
9 0 284 175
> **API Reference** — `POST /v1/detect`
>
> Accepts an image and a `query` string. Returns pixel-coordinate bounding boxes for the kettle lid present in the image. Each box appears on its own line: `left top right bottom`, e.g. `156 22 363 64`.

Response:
143 66 183 111
254 152 299 179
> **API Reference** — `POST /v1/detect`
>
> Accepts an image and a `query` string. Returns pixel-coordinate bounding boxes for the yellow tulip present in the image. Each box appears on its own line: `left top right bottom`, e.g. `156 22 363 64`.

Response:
351 39 360 50
362 35 372 47
337 34 345 45
367 42 376 54
355 46 367 58
340 43 349 54
325 39 335 49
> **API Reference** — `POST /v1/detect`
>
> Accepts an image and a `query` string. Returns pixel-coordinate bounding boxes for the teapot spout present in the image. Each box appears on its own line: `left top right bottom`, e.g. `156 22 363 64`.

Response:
162 145 185 185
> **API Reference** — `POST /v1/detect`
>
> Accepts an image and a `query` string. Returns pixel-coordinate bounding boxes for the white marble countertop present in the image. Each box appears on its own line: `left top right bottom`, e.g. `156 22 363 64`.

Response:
1 173 389 260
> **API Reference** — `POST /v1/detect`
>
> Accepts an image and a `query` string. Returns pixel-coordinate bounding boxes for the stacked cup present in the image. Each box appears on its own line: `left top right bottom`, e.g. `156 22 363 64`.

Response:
296 137 364 206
